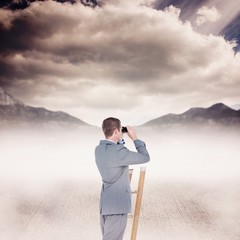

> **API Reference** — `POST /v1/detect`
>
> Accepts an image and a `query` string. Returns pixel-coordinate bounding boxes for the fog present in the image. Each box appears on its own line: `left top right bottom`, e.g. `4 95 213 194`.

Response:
1 126 240 239
1 126 239 183
137 127 240 182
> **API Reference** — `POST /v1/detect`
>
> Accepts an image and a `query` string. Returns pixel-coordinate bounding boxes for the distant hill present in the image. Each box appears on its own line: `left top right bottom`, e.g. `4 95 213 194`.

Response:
143 103 240 129
0 87 89 128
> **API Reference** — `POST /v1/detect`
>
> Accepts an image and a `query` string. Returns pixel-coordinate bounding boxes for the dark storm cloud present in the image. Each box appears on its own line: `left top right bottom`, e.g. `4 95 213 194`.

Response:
0 2 237 79
0 2 183 88
0 0 239 125
1 0 237 90
0 0 32 10
0 2 87 86
0 0 99 10
0 14 51 54
0 6 80 54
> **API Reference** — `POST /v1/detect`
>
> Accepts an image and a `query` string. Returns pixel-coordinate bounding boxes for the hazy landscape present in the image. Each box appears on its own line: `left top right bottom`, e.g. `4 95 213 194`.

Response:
1 125 240 240
1 86 240 239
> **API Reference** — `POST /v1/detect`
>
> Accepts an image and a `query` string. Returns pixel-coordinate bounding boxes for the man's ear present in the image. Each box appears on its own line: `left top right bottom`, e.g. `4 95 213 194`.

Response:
113 128 118 135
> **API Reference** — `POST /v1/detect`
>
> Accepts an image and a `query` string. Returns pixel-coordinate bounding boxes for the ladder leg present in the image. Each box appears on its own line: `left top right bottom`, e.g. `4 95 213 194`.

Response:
130 167 146 240
128 169 134 218
129 169 134 182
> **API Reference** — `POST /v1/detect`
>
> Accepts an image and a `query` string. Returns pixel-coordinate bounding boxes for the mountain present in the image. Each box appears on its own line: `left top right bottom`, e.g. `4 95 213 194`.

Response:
0 87 88 127
0 87 24 106
143 103 240 128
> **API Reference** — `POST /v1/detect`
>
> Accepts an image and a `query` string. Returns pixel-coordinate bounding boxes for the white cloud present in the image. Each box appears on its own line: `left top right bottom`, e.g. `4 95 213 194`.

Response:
189 0 240 35
195 6 221 26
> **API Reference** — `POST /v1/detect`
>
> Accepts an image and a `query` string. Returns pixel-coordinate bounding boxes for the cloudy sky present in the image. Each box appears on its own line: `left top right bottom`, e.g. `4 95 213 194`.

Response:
0 0 240 126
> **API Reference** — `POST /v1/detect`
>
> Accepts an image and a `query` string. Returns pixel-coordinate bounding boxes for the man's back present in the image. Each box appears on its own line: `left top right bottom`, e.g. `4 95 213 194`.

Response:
95 139 150 215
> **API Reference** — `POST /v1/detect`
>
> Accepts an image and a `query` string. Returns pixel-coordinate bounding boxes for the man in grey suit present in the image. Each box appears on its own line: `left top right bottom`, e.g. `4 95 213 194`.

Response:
95 117 150 240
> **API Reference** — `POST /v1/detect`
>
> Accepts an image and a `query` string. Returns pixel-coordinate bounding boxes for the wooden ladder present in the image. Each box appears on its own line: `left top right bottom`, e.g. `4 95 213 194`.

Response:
129 167 146 240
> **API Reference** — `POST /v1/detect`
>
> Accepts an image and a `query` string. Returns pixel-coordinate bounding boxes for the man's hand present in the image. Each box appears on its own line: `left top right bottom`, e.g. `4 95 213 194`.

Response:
126 126 138 141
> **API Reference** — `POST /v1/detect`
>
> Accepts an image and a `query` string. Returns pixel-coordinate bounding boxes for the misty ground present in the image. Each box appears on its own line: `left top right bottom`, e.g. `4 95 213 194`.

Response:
1 126 240 240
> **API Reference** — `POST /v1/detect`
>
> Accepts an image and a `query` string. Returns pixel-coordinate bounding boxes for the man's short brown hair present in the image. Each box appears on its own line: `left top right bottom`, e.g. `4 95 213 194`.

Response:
102 117 121 138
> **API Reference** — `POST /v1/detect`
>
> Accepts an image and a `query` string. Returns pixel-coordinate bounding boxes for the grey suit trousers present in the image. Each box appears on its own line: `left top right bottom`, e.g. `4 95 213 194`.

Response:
100 214 128 240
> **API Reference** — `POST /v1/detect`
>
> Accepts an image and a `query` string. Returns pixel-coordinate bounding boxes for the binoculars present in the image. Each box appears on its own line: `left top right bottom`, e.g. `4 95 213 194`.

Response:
121 127 128 133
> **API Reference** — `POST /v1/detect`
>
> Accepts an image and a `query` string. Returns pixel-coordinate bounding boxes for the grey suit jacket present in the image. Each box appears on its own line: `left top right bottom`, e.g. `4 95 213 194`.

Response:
95 139 150 215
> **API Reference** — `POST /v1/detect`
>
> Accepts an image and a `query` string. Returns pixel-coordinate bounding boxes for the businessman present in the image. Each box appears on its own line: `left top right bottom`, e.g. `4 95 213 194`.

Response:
95 117 150 240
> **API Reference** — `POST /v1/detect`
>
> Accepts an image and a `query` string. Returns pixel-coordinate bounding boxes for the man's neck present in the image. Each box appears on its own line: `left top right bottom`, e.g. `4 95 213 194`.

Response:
106 137 117 144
